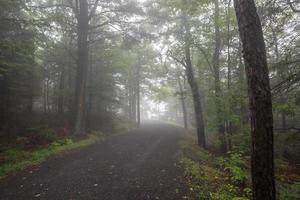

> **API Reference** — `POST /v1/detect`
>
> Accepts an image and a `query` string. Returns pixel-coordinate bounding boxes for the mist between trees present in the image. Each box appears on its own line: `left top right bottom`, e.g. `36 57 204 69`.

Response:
0 0 299 199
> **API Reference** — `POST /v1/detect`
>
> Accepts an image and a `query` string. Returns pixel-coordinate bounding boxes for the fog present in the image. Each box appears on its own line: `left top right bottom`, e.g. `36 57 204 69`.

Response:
0 0 299 199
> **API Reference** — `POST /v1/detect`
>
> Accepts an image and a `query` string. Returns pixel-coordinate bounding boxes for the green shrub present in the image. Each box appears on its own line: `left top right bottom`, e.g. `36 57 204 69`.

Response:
0 133 103 178
231 127 251 154
25 126 58 146
181 158 211 199
274 132 300 161
278 182 300 200
210 184 245 200
218 151 248 185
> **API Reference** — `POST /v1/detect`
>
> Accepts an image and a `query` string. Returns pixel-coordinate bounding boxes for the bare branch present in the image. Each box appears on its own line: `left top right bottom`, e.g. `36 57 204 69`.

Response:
167 51 187 67
88 0 100 21
89 20 110 29
272 70 300 95
287 0 300 12
196 45 214 72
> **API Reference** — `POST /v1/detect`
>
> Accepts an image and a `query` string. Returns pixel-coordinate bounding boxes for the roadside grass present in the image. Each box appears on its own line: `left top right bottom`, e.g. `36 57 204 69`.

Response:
0 132 105 179
179 134 300 200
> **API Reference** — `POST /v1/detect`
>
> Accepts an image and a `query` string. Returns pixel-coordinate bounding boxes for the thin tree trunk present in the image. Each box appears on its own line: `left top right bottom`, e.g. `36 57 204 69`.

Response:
46 79 50 113
86 52 93 130
131 72 137 123
226 0 233 151
67 37 73 114
129 82 133 119
43 79 47 113
178 75 188 129
233 0 276 199
182 9 206 148
58 63 65 114
136 60 141 127
227 0 232 91
213 0 227 153
74 0 89 135
272 29 287 132
125 80 130 118
238 42 248 125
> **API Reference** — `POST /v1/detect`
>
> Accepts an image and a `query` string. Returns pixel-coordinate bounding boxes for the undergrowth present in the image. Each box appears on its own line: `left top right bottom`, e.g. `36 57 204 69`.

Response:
179 136 300 200
0 132 105 179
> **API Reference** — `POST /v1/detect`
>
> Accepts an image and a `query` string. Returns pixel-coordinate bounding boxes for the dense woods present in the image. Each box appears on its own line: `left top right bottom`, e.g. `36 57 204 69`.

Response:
0 0 299 199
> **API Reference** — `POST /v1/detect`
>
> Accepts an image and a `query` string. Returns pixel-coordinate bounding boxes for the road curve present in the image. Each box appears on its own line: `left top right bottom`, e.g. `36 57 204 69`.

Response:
0 123 190 200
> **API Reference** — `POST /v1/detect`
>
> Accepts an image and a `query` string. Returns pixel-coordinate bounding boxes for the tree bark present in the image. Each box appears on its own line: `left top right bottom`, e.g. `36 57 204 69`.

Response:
226 0 233 151
136 60 141 127
129 68 137 123
233 0 276 199
213 0 227 153
58 62 65 114
74 0 89 135
272 29 287 132
178 75 188 129
238 42 248 125
67 37 74 114
182 10 206 148
86 51 93 130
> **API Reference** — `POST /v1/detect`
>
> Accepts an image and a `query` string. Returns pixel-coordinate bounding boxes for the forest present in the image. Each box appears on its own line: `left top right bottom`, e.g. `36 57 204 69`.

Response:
0 0 299 200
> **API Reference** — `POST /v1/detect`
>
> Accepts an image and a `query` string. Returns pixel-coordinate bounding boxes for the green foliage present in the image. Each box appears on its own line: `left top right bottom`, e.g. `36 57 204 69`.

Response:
0 0 39 113
222 151 248 185
274 132 300 161
181 134 300 199
181 157 211 199
231 126 251 153
210 184 248 200
0 133 104 179
274 102 297 116
26 126 58 146
278 182 300 200
154 86 173 102
180 137 250 200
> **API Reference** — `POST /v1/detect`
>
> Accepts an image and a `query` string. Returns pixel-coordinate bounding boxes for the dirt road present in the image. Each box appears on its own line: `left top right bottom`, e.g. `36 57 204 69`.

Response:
0 123 190 200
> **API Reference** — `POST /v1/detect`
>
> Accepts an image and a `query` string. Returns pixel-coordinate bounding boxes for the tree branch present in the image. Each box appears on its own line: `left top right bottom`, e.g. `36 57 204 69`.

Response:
272 70 300 95
167 51 187 67
89 20 110 29
287 0 300 12
88 0 100 21
196 45 214 72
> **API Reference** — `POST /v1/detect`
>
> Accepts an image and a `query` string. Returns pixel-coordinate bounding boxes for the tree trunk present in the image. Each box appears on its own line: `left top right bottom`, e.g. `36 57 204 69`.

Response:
86 52 93 130
136 60 141 127
233 0 276 199
226 0 232 151
67 37 74 114
126 81 131 119
178 75 188 129
43 79 47 113
74 0 89 135
182 10 206 148
213 0 227 153
128 82 133 119
46 79 50 112
272 29 287 132
238 42 248 125
58 63 65 114
130 71 137 123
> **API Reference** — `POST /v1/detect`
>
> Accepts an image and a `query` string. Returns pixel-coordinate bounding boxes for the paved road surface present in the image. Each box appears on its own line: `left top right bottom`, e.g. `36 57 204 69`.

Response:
0 123 190 200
